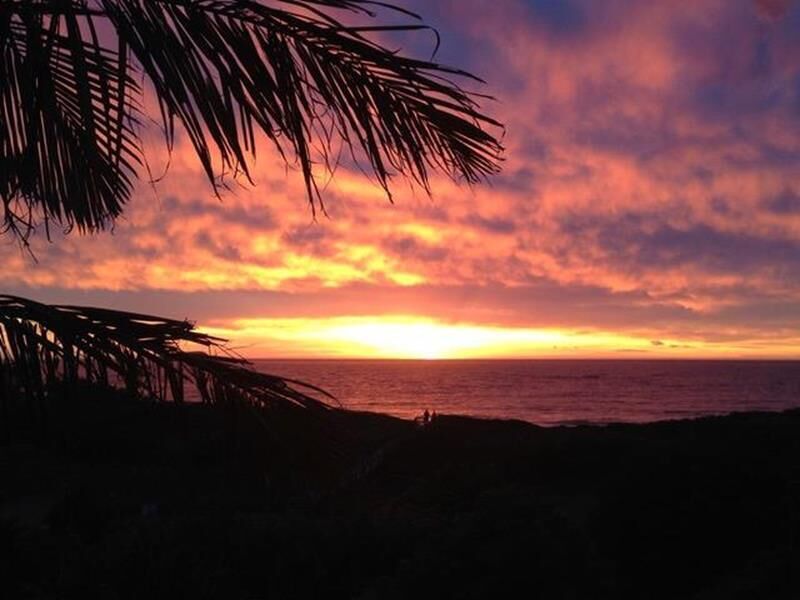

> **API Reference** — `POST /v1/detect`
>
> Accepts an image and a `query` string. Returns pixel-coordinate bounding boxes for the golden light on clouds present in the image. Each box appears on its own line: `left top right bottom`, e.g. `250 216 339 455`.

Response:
5 0 800 359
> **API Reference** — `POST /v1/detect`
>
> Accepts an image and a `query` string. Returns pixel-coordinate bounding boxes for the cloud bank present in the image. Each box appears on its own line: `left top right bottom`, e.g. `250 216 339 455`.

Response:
4 0 800 357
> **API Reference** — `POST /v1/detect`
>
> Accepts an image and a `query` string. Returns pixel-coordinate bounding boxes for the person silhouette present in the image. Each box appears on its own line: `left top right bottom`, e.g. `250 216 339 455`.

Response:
423 409 430 426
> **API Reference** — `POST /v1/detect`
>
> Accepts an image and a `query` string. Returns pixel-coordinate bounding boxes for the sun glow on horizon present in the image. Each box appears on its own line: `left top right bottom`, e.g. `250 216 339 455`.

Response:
321 320 569 359
199 316 737 360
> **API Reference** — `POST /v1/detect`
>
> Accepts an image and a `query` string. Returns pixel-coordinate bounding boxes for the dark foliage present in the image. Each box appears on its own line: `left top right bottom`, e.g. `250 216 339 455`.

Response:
0 294 333 424
1 0 503 243
3 406 800 599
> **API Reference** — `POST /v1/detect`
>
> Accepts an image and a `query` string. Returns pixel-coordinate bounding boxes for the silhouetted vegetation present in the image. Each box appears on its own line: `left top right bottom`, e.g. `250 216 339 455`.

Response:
3 403 800 599
0 295 333 437
1 0 502 243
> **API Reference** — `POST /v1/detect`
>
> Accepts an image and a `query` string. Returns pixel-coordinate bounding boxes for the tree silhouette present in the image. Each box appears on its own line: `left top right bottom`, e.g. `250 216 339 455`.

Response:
0 1 502 414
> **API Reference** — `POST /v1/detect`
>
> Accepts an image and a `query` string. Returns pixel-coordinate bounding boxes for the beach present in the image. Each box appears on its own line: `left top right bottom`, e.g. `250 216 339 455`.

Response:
3 393 799 599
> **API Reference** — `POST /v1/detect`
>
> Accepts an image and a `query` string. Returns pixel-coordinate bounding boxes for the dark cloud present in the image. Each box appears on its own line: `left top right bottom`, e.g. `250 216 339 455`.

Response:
767 189 800 214
558 212 800 278
283 224 327 245
281 224 335 257
754 0 793 21
632 225 800 275
408 203 451 223
464 214 517 234
526 0 587 34
382 236 448 262
574 115 677 161
193 231 242 261
161 196 278 231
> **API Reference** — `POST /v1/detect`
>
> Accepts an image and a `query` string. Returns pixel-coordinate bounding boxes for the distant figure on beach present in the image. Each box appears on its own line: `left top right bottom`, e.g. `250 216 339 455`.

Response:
423 409 431 426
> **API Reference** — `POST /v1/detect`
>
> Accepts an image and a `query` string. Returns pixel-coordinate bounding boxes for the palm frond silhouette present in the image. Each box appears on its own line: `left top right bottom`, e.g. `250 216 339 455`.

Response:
1 0 502 240
0 0 502 416
0 294 333 412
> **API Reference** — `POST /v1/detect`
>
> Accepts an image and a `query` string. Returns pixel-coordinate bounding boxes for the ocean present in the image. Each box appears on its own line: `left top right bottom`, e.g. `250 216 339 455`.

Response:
253 359 800 426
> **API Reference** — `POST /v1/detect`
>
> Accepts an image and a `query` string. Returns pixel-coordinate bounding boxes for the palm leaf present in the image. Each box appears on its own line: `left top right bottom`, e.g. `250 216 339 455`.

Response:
0 294 334 420
1 2 141 240
1 0 503 242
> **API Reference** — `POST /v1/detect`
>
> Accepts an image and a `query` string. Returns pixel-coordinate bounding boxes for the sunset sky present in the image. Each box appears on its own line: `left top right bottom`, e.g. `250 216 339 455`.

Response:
5 0 800 359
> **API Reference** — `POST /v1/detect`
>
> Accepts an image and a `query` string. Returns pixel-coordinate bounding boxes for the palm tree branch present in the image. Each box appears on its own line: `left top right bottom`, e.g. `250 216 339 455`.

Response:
1 9 141 238
0 294 335 411
1 0 502 239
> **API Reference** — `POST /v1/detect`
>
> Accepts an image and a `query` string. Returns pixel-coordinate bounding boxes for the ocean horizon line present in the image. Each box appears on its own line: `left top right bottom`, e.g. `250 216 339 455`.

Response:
248 356 800 362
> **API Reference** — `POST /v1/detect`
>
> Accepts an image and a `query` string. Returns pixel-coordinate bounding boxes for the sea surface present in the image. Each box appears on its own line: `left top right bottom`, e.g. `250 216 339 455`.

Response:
253 359 800 426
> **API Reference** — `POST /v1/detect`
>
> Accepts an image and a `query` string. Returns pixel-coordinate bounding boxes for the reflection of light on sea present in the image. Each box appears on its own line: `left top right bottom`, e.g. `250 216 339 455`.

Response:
250 359 800 427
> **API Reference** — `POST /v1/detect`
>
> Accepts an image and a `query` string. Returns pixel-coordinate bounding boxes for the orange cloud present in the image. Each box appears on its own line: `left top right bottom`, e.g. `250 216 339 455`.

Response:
4 0 800 357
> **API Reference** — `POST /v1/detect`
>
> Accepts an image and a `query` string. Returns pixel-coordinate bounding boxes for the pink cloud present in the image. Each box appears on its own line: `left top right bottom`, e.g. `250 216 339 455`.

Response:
4 0 800 354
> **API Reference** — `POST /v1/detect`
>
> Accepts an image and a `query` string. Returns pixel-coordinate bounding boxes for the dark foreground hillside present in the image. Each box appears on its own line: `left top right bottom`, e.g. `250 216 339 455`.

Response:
2 389 800 599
